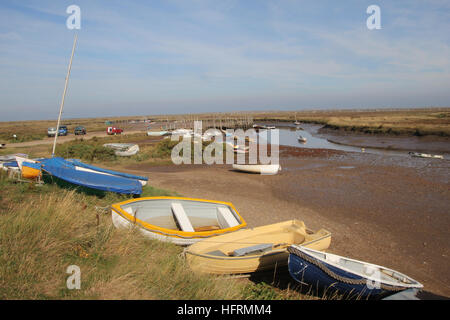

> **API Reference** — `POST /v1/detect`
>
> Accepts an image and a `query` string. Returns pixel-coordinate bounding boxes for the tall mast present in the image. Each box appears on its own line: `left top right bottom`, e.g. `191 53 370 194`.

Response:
52 33 78 157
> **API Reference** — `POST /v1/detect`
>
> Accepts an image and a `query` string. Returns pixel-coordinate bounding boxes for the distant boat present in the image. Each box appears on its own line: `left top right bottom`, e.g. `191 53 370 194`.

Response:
103 143 139 157
408 152 443 159
232 164 281 174
111 197 247 245
226 142 249 154
185 220 331 274
298 135 307 143
294 113 300 125
287 245 423 299
0 143 5 149
147 131 169 136
171 128 193 138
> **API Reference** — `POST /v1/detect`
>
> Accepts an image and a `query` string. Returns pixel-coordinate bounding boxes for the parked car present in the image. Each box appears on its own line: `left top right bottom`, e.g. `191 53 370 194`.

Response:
106 126 123 135
48 126 68 137
74 126 86 135
47 127 57 137
58 126 68 136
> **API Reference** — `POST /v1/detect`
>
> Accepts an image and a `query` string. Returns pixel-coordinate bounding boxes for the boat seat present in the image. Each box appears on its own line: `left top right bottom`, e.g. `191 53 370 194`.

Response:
217 207 239 228
232 243 273 257
171 203 195 232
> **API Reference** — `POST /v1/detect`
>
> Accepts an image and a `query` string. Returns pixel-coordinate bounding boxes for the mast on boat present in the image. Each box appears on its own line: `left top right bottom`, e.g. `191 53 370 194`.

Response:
52 34 78 157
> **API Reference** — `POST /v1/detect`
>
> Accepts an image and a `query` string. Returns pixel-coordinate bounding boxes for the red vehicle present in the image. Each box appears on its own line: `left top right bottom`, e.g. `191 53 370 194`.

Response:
106 126 123 135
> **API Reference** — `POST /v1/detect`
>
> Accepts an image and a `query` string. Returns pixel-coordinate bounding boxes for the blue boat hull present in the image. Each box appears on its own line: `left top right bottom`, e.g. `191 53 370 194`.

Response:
41 157 142 195
288 253 395 299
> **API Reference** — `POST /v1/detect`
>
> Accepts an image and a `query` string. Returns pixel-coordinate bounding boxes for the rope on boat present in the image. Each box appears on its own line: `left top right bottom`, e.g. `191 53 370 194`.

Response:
287 246 405 292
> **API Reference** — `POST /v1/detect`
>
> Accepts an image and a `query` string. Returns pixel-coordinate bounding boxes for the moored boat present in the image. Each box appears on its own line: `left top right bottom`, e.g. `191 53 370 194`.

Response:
298 135 307 143
111 197 247 245
287 245 423 299
185 220 331 274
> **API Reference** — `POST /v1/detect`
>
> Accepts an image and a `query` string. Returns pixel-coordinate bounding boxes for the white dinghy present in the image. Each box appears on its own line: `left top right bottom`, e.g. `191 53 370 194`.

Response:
103 143 140 157
232 164 281 175
111 197 247 245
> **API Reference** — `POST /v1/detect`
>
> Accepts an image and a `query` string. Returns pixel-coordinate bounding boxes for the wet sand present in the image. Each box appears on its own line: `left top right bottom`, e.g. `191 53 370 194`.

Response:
124 145 450 297
317 126 450 154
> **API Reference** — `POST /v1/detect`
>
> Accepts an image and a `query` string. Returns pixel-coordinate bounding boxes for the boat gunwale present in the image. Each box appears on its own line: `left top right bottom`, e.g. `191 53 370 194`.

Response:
289 245 423 289
111 196 247 238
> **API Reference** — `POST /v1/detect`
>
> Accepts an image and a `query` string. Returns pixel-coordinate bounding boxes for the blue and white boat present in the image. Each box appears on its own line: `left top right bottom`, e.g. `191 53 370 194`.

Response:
39 157 146 195
287 245 423 299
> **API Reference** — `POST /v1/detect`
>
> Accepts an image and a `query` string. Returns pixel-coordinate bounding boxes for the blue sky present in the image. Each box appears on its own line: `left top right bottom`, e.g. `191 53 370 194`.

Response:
0 0 449 121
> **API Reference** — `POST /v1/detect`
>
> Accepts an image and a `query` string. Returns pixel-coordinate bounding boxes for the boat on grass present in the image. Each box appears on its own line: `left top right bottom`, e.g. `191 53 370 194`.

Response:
408 152 443 159
65 158 148 186
103 143 140 156
287 245 423 299
21 162 42 179
147 131 169 137
185 220 331 274
111 197 247 245
232 164 281 174
40 157 144 195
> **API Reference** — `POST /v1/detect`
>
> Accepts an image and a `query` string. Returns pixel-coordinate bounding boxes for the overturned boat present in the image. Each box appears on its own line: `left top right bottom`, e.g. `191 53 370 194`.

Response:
185 220 331 274
39 157 146 195
103 143 140 157
147 131 169 137
64 158 147 186
287 245 423 299
111 197 247 245
408 152 443 159
232 164 281 174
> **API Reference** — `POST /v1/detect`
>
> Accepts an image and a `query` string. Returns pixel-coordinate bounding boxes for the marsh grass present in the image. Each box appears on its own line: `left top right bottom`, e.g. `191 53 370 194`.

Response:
0 171 313 300
251 108 450 137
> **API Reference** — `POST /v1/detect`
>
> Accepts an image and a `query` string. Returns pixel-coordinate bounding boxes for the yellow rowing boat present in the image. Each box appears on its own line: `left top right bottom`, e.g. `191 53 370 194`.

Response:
185 220 331 274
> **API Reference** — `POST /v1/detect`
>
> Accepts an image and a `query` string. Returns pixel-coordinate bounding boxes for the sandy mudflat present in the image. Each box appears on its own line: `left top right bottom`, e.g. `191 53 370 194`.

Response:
124 146 450 297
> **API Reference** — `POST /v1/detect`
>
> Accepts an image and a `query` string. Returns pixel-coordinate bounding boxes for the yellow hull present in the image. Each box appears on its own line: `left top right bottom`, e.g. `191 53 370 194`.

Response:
21 165 41 179
185 220 331 274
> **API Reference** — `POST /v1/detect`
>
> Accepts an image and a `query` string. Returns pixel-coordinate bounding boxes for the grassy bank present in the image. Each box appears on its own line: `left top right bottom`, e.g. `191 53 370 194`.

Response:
252 108 450 137
0 170 314 300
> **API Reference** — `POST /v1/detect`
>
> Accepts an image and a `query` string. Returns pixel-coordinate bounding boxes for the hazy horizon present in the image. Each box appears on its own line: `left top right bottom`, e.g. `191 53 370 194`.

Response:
1 1 449 121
